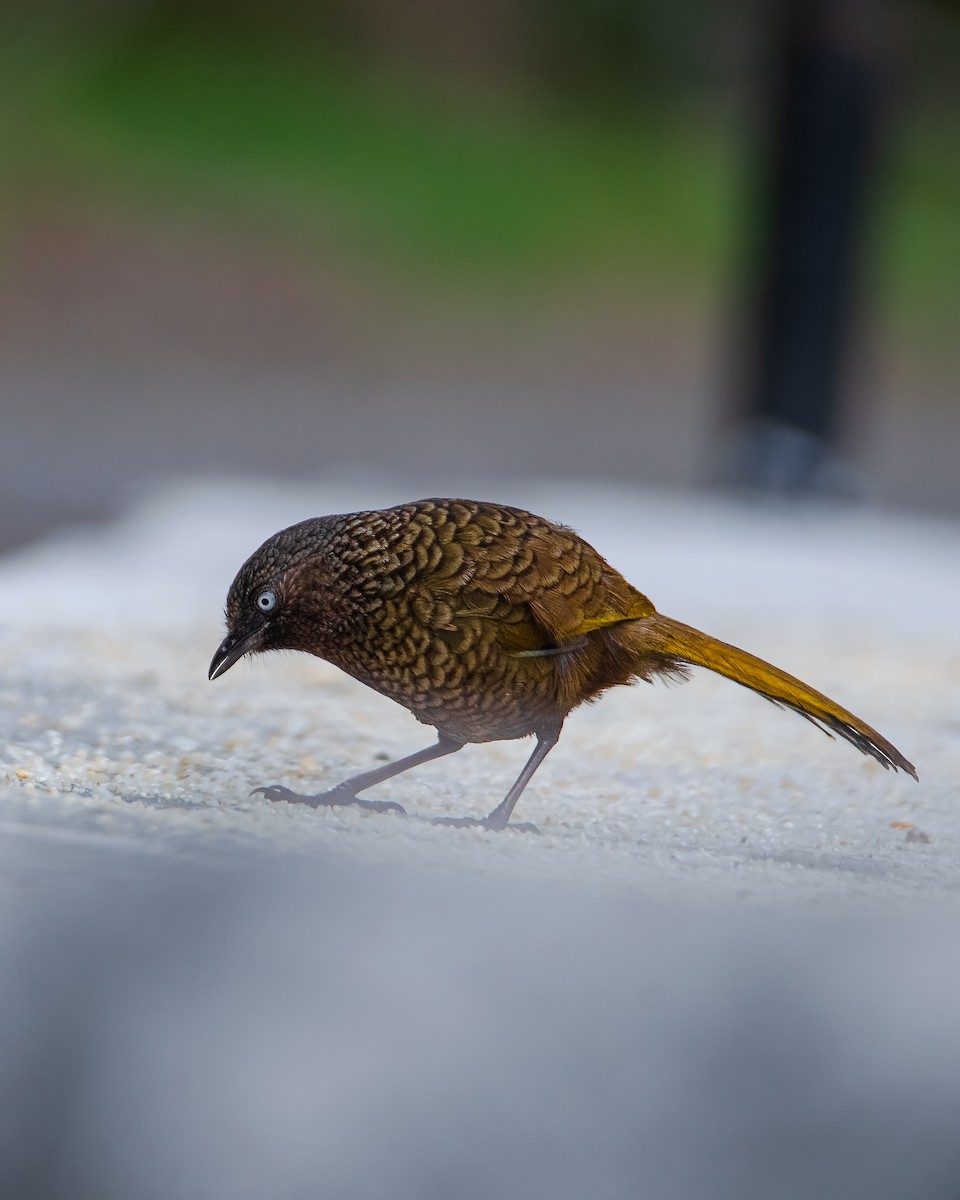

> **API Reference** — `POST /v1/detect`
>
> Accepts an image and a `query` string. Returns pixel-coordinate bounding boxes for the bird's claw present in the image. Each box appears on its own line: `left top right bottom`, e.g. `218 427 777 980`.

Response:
355 797 406 814
250 785 297 804
429 814 540 835
251 785 405 814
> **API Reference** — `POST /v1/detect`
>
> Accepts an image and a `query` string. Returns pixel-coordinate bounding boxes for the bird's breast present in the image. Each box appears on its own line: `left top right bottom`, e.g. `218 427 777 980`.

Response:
324 601 563 743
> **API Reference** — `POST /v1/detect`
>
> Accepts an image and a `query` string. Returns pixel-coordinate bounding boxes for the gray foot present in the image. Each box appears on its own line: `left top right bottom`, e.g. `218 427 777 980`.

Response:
251 785 405 814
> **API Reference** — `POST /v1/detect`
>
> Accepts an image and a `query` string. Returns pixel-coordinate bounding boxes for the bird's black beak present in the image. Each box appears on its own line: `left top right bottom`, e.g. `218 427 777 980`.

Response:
208 630 261 681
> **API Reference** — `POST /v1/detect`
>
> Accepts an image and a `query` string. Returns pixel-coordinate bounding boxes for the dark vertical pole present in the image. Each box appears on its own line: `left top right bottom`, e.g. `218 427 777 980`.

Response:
736 0 890 494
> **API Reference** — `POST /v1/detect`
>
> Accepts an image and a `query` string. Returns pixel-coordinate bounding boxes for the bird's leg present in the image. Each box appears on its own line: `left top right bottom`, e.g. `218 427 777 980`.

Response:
253 733 465 814
432 724 562 833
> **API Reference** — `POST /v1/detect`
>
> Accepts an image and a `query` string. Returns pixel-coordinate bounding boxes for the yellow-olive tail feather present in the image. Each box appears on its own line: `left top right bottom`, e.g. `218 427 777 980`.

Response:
631 613 917 780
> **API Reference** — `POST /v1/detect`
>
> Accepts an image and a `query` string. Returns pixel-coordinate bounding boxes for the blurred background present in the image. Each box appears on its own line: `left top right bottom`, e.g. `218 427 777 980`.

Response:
2 0 958 553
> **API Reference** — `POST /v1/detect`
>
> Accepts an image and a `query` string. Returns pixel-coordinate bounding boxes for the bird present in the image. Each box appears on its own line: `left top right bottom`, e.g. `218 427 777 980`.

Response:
209 498 916 830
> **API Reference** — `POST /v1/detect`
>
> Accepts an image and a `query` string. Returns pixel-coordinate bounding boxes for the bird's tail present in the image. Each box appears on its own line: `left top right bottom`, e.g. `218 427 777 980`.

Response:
627 613 917 778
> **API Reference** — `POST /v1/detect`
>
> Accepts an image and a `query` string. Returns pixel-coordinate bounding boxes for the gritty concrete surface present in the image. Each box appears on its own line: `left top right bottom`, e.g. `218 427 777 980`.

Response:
1 479 959 1198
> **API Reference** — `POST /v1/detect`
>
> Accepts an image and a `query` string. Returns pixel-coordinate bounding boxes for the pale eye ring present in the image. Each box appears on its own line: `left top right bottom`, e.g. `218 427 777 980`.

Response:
256 590 277 613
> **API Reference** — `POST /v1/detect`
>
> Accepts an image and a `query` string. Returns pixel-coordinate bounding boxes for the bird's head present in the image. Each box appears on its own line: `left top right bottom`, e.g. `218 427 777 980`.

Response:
208 519 333 681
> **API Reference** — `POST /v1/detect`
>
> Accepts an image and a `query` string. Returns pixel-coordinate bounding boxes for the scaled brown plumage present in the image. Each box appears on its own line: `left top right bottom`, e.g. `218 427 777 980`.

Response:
209 498 917 829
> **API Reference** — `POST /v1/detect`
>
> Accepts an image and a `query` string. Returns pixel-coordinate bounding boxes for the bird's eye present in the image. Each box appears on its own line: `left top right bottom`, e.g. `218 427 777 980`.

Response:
256 590 277 613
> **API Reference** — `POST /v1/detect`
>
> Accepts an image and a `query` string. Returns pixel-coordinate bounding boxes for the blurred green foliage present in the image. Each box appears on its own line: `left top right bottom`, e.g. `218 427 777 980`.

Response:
3 29 735 292
1 6 957 339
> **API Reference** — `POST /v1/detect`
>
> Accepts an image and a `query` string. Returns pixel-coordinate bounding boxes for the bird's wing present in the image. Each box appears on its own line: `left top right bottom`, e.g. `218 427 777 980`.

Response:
417 516 654 654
